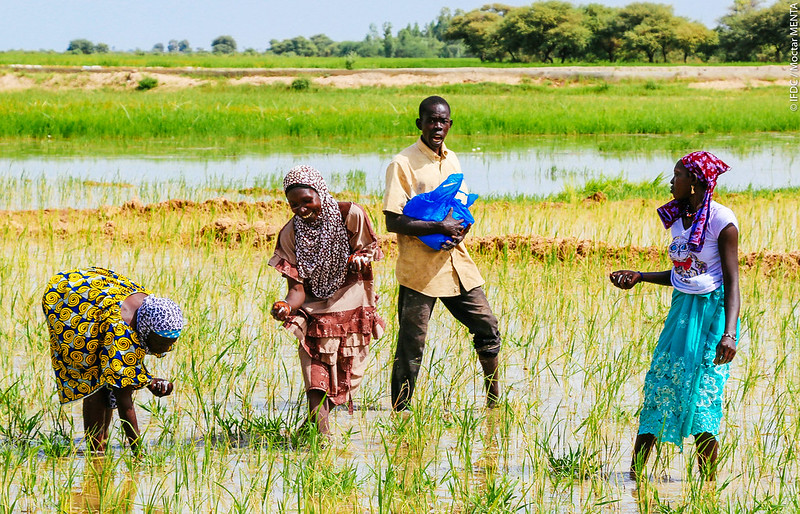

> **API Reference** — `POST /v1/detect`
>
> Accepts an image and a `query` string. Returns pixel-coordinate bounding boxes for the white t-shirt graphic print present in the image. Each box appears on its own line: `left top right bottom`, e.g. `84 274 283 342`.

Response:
669 201 738 295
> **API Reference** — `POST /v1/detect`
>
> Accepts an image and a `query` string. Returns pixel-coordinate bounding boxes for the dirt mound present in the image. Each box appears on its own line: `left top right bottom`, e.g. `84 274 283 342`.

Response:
743 251 800 272
119 197 284 215
2 196 797 275
584 191 607 204
1 65 786 91
468 234 661 261
200 217 278 245
687 78 776 90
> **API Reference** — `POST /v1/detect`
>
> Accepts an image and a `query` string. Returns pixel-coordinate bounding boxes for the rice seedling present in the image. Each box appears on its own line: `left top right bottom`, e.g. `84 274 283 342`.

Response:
0 155 796 511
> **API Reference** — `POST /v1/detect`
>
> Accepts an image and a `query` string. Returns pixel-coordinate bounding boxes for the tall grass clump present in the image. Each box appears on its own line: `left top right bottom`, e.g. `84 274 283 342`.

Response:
136 76 158 91
0 81 792 147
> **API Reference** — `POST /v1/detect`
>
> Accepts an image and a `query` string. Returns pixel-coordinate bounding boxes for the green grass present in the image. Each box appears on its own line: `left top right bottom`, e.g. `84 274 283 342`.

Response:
0 51 771 69
0 176 798 510
0 80 794 151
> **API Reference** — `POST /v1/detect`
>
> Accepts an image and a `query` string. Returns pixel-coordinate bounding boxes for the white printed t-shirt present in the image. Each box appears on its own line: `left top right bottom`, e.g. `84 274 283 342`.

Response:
669 201 738 295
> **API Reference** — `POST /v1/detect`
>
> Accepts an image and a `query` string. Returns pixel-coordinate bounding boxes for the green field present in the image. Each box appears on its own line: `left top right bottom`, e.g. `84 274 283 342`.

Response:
0 67 798 511
0 52 770 69
0 79 794 156
0 177 798 511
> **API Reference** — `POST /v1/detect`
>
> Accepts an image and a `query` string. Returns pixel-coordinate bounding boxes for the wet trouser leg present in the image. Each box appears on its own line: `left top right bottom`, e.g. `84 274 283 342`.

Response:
440 285 502 405
391 284 502 411
439 285 502 358
391 286 436 411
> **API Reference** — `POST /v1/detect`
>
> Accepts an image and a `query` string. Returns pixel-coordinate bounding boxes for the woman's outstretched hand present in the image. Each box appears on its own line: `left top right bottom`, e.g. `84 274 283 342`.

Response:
714 335 737 365
148 378 173 397
271 300 292 321
348 254 371 272
610 270 642 290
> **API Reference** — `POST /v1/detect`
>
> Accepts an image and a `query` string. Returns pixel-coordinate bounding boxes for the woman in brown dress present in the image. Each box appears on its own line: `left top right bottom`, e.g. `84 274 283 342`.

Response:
270 165 384 435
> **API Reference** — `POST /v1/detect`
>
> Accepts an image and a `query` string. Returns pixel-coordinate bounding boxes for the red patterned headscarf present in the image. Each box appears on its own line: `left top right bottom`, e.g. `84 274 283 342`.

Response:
656 151 730 252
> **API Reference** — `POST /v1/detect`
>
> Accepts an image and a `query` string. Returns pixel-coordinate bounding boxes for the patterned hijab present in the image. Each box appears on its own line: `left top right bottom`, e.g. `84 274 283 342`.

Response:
136 296 183 345
657 151 730 252
283 165 349 299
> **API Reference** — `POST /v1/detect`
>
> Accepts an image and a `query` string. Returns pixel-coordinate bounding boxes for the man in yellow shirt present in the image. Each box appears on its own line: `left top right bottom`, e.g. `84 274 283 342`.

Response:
383 96 501 412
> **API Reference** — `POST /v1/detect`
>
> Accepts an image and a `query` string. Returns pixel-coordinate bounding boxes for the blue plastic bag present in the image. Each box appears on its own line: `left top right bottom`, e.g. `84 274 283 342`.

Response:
402 173 478 250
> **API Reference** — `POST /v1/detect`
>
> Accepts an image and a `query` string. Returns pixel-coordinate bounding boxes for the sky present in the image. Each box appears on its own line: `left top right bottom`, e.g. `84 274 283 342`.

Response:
1 0 735 52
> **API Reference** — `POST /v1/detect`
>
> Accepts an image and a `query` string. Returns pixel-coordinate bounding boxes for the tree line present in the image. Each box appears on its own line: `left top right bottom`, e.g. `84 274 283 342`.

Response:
446 0 794 62
67 0 795 63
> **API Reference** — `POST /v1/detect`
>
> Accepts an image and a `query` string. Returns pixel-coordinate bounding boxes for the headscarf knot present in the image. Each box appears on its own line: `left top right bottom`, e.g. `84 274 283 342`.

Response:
656 151 730 252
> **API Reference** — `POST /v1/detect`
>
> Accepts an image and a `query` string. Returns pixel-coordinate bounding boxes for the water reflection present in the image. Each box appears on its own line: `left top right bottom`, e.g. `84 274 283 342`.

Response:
0 139 796 209
68 456 140 514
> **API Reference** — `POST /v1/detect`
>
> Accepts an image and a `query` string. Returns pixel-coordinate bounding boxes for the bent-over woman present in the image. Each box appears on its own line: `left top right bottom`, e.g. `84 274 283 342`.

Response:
43 267 183 453
270 165 384 435
610 151 740 480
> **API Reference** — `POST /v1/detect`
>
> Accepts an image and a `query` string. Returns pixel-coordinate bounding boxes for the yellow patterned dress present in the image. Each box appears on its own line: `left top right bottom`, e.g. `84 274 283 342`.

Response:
42 267 155 404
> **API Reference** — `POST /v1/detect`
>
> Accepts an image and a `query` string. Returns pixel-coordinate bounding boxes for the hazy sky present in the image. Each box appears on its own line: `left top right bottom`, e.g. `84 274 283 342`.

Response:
2 0 734 52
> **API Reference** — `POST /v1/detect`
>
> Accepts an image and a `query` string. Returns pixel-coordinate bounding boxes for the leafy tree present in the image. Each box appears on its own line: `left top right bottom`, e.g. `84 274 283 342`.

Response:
395 33 440 58
290 36 318 56
333 40 363 57
547 3 591 62
179 40 191 53
497 1 589 63
167 39 179 53
496 6 539 60
717 9 756 60
211 35 237 54
310 34 335 56
673 19 717 61
269 36 320 56
446 5 509 61
94 42 109 54
731 0 763 15
430 8 456 40
716 0 790 61
624 23 665 61
751 0 794 61
356 24 383 56
583 3 623 61
152 43 165 53
383 22 395 57
67 39 94 54
617 3 678 62
268 39 287 54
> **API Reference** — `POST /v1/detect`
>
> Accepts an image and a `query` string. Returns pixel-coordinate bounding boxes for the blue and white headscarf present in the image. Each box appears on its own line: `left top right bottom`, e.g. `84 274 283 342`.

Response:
136 296 183 344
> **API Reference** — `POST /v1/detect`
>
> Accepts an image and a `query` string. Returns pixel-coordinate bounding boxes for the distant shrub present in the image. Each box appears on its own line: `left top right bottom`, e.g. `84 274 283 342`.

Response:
136 76 158 91
290 78 311 91
344 52 357 70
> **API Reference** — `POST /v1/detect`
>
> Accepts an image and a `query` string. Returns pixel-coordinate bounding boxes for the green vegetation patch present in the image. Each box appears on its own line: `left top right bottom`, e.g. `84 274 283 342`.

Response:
0 81 792 147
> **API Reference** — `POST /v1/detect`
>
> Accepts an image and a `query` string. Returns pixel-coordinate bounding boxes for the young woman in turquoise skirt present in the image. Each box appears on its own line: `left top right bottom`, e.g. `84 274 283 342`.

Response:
610 151 740 481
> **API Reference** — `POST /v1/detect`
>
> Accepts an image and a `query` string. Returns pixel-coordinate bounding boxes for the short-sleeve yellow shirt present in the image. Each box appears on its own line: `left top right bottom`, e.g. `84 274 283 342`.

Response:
382 138 484 297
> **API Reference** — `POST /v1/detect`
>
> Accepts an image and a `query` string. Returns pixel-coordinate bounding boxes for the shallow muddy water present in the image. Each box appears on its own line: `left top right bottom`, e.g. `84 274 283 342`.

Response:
0 137 797 210
1 143 797 511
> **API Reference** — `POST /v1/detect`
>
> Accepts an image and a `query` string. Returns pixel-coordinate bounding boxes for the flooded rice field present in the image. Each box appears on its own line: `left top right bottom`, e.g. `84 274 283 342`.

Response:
0 143 798 512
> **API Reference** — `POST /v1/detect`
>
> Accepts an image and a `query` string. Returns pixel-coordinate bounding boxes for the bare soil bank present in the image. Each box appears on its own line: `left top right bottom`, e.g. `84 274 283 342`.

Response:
4 197 797 273
0 65 789 91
